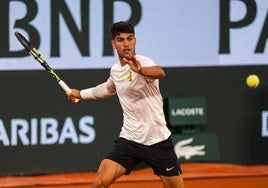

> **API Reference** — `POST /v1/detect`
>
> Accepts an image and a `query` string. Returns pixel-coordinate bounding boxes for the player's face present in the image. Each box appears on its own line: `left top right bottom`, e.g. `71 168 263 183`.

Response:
112 33 136 60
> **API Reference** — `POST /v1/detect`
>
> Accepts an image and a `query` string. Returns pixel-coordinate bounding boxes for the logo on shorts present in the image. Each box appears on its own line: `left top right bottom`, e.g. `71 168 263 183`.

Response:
166 167 174 171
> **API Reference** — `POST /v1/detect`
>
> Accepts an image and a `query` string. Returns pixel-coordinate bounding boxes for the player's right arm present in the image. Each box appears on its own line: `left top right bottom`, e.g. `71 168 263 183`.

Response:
67 79 116 102
80 81 116 100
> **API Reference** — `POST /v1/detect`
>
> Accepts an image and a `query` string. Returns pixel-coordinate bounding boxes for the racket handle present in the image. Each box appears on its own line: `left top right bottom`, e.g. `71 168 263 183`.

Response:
58 80 79 103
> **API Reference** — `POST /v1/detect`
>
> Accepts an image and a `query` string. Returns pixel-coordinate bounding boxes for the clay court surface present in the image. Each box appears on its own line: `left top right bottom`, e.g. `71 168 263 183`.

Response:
1 163 268 188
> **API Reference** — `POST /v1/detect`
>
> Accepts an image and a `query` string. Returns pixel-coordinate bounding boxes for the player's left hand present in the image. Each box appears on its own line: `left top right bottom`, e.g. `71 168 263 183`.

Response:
123 55 142 73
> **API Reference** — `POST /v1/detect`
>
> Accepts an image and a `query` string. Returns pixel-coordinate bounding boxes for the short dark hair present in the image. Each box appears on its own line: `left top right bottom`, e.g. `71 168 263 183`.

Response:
111 21 135 39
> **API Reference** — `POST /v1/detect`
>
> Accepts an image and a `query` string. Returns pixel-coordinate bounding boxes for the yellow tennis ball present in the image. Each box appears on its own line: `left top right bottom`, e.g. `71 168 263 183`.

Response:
246 74 259 88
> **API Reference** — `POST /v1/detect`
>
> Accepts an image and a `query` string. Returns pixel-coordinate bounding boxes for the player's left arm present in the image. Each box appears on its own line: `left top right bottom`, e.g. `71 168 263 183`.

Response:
138 65 165 79
123 55 165 79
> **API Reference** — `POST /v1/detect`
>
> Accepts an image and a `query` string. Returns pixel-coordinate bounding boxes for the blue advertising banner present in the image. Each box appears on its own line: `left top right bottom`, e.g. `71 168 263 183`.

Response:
1 0 268 70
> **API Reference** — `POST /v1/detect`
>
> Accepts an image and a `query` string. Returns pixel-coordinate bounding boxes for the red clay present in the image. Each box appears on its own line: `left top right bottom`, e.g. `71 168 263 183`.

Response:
1 163 268 188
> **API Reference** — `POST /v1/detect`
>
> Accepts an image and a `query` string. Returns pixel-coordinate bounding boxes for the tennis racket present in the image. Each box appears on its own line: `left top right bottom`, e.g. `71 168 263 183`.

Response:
14 31 79 102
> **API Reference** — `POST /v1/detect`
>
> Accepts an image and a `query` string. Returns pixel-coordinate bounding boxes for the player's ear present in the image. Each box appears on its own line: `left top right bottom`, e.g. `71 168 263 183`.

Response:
111 40 115 49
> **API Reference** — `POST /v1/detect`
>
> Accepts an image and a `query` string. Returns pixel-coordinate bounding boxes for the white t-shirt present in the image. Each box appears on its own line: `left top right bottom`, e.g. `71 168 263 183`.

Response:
81 55 171 145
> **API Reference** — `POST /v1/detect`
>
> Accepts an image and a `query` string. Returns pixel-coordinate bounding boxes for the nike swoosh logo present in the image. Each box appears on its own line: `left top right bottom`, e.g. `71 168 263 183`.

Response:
166 167 174 171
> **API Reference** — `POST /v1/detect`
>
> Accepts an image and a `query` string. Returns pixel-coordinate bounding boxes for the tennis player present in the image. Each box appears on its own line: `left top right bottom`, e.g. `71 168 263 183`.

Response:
67 21 184 188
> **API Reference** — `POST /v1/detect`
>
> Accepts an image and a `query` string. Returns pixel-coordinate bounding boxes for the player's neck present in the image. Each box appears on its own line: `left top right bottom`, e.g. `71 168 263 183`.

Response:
119 59 127 66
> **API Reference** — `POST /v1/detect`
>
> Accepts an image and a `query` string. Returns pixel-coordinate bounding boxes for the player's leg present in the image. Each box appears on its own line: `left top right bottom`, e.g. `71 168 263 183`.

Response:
91 158 127 188
92 137 141 188
159 174 184 188
141 137 184 188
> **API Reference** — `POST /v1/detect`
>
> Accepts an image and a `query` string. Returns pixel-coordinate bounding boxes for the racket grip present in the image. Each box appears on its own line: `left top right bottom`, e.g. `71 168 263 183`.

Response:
58 80 79 103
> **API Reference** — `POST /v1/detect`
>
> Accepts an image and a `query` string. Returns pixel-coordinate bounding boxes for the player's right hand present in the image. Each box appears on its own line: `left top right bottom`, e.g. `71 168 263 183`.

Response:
67 89 82 103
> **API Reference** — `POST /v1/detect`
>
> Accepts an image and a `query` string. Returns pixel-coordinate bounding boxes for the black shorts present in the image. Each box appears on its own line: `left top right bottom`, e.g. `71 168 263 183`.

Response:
105 137 182 176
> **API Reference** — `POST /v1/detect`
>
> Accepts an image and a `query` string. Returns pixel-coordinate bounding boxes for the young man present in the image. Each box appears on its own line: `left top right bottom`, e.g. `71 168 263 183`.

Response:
67 21 184 188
